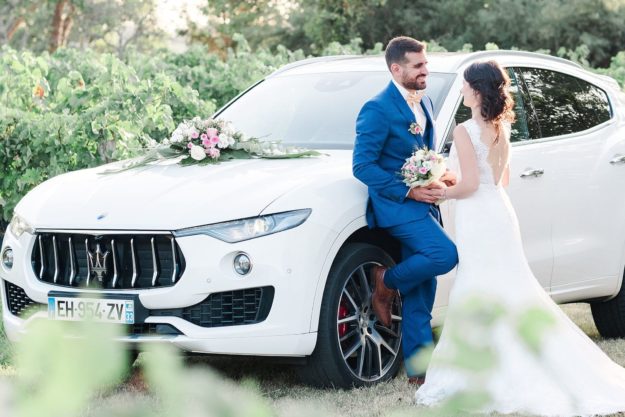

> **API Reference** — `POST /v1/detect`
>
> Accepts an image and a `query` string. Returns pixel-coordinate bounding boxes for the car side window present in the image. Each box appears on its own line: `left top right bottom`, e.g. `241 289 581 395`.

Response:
444 67 532 152
517 67 612 138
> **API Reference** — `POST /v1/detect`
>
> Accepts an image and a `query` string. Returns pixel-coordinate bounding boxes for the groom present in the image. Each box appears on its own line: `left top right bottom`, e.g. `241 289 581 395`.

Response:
352 36 458 384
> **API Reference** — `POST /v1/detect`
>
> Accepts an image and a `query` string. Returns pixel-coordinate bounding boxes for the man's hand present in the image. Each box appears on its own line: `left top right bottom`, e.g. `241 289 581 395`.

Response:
440 170 458 186
408 185 444 204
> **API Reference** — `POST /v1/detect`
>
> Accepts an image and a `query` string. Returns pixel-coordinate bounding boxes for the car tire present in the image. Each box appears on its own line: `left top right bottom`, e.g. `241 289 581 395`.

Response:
591 274 625 338
298 243 403 388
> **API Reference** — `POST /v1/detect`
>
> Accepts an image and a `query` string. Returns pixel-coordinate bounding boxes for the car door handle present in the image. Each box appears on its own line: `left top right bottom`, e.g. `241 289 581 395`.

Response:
520 168 545 178
609 154 625 165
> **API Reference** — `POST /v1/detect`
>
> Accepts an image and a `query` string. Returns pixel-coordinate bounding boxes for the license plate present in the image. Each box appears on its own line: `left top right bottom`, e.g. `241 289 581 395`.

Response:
48 296 135 324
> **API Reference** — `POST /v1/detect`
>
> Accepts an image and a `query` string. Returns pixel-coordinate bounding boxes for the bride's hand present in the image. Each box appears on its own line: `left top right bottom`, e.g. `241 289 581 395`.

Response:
426 180 447 190
440 170 457 186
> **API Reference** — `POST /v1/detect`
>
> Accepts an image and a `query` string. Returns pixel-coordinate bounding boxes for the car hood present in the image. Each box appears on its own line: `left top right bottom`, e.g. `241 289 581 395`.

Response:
17 152 350 231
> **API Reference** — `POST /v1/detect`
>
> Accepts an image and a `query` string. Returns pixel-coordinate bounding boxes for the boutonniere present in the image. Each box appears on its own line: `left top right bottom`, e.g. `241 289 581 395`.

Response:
409 122 423 135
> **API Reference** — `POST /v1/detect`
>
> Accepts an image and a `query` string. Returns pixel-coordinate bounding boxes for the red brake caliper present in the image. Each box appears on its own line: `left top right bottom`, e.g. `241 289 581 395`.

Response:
338 301 349 337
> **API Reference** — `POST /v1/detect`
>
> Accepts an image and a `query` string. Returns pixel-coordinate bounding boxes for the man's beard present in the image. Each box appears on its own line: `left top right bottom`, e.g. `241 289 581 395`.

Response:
402 75 426 91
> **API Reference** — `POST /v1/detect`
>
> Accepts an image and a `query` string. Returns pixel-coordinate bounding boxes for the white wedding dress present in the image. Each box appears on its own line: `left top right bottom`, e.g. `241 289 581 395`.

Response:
415 119 625 416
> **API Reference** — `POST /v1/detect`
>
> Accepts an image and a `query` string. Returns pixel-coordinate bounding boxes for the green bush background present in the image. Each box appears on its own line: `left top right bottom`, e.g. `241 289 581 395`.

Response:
0 38 623 224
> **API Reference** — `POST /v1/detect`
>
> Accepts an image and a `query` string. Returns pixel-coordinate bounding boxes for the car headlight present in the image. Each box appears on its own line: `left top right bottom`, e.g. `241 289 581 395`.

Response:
9 215 33 238
174 209 312 243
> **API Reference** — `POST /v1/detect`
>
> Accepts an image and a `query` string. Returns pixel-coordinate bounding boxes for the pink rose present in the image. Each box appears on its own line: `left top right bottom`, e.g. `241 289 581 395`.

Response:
206 128 219 137
202 137 211 147
187 142 193 149
210 135 220 145
191 130 199 139
418 167 429 175
207 147 220 159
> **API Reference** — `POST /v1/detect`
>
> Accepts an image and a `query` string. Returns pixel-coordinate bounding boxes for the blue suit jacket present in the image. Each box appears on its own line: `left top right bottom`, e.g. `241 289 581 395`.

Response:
353 81 437 229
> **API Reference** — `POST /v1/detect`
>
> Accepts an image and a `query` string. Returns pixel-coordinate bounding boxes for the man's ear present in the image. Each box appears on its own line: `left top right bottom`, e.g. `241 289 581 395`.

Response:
390 63 401 76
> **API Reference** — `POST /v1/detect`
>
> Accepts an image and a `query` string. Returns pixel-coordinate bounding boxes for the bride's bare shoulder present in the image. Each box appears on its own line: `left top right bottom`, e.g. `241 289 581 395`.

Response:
452 123 471 142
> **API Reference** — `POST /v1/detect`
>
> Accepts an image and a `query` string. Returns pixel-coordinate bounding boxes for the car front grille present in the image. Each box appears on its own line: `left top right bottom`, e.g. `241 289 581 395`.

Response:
31 232 186 289
4 281 46 317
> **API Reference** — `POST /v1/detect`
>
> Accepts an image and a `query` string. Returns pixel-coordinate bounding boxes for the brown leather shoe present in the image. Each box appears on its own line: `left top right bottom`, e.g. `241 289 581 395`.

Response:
408 375 426 386
370 265 395 327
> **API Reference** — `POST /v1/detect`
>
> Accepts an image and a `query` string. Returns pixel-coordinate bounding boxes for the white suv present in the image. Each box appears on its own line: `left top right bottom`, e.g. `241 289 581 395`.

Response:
2 51 625 387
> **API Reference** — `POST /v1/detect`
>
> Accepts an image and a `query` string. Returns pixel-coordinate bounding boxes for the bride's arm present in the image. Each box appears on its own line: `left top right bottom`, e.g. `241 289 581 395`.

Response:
442 125 480 200
502 165 510 187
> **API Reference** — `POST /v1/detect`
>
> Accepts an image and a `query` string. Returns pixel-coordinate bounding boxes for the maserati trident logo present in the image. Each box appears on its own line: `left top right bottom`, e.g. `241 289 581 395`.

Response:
87 243 110 282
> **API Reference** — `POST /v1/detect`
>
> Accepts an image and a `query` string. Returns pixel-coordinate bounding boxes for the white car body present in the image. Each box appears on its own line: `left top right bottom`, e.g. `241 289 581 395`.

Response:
2 50 625 386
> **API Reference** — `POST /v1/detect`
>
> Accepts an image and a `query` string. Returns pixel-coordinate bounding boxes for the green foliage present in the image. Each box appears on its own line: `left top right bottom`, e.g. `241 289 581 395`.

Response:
0 46 213 221
129 34 307 110
595 51 625 88
14 319 127 417
285 0 625 67
1 0 163 57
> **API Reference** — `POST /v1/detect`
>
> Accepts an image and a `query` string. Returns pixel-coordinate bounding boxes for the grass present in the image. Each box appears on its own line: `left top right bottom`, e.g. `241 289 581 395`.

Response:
1 303 625 417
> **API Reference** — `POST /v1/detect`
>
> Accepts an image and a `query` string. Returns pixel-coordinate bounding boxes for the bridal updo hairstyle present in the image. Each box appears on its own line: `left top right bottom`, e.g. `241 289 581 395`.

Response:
463 61 515 143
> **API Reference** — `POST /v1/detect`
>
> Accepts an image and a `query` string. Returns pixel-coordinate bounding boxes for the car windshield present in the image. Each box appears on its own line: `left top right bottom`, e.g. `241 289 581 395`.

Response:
216 71 456 149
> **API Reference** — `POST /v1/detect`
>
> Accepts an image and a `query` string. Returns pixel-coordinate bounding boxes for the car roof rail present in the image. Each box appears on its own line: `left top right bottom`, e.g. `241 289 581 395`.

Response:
459 50 584 70
267 55 363 78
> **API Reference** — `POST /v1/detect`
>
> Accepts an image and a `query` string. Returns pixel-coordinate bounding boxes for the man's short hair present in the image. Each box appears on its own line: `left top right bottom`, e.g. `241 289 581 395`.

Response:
384 36 426 70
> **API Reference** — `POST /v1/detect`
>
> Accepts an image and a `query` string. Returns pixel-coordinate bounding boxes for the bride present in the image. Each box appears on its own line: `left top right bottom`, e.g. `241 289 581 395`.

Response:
415 60 625 416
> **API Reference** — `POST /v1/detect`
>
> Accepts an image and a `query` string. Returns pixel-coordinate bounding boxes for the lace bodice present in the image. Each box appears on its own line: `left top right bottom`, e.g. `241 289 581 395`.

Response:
448 119 509 186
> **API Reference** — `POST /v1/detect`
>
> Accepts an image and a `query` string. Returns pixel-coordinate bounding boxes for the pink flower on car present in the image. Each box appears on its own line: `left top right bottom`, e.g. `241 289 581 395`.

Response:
207 147 221 159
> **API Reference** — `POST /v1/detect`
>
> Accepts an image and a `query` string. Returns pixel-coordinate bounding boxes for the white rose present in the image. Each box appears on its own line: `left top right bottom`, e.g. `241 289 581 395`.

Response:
217 135 231 149
190 145 206 161
430 161 447 179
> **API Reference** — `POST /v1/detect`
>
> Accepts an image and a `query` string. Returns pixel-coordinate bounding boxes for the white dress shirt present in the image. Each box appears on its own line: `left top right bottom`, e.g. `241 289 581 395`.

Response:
392 79 428 132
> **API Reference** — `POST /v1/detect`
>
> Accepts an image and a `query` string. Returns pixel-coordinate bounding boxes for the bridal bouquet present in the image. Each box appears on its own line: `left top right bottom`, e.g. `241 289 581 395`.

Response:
400 148 447 188
105 117 321 173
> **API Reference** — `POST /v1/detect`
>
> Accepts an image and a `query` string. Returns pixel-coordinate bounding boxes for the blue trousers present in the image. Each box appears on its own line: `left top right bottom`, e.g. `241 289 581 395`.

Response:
383 213 458 377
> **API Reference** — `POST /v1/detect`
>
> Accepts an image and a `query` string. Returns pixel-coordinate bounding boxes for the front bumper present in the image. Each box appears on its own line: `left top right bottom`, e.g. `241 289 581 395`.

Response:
1 218 337 357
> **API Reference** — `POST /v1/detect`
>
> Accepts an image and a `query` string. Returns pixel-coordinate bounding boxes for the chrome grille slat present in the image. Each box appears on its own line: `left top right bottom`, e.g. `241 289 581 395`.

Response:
85 238 91 286
170 237 178 284
52 236 59 283
130 238 138 288
38 235 45 279
151 237 159 286
68 237 76 285
32 233 185 290
111 239 119 288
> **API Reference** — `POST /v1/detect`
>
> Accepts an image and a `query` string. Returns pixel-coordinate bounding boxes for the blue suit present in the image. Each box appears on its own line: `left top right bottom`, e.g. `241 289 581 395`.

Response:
352 81 458 377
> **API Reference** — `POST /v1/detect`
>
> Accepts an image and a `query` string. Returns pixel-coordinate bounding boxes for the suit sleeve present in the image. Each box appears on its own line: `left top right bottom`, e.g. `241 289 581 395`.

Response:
352 101 409 203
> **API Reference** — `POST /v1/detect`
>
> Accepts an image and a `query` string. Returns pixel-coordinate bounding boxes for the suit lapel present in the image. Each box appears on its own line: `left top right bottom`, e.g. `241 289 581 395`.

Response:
385 82 424 148
420 99 436 150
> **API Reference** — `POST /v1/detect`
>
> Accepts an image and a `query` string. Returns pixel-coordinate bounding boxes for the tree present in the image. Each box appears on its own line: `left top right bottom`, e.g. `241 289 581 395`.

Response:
187 0 288 54
70 0 162 58
283 0 625 67
0 0 162 57
49 0 76 52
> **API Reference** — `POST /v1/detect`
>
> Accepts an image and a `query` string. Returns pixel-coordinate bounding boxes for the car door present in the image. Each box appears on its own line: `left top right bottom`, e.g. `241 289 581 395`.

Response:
440 67 554 290
516 67 625 301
